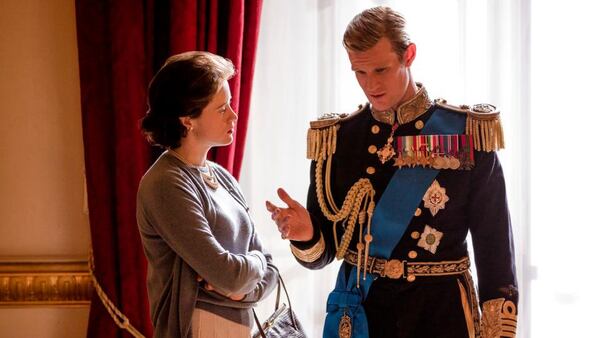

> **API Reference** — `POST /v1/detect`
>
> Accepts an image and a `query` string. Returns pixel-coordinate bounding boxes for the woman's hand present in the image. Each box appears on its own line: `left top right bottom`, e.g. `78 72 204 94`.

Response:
198 277 246 301
265 188 313 242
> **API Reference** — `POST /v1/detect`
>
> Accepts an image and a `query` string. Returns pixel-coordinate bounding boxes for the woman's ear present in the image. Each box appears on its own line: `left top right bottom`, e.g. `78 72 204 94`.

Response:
179 116 193 131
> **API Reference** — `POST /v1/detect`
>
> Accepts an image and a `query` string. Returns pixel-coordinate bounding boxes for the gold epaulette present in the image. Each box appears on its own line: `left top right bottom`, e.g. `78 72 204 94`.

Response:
306 104 368 160
434 99 505 152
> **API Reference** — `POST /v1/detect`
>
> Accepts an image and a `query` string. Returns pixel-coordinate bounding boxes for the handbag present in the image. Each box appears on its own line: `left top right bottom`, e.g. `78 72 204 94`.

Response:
252 272 307 338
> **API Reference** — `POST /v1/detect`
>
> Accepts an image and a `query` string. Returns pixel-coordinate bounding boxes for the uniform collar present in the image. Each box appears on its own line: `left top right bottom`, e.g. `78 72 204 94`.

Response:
370 83 432 125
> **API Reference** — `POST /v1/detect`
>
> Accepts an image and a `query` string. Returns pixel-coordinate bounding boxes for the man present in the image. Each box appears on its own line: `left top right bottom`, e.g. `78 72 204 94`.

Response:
266 6 518 338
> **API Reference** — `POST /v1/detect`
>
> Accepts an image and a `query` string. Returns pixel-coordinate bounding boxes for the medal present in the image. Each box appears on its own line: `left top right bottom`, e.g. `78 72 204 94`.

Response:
449 157 460 170
377 142 396 164
432 156 445 169
392 134 475 170
394 156 406 168
376 123 398 164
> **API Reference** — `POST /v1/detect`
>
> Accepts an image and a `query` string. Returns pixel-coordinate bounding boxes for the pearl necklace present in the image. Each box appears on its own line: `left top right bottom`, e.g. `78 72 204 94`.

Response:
199 165 219 190
168 149 219 190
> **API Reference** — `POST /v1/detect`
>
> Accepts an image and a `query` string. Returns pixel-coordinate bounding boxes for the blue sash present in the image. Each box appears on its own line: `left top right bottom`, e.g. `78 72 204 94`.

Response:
323 108 465 337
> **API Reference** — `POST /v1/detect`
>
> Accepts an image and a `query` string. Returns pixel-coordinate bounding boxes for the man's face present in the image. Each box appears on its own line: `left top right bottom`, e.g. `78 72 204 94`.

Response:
348 37 415 112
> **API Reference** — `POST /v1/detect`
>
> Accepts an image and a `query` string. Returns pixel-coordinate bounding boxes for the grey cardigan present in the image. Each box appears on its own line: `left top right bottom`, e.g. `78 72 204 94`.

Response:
136 151 277 338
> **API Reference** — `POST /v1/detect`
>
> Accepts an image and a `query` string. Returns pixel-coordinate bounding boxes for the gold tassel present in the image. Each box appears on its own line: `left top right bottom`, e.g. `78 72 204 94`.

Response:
332 125 338 154
466 111 504 152
481 121 490 152
473 118 480 151
314 129 319 159
306 128 312 160
497 119 505 149
307 128 321 160
317 129 322 157
306 125 340 160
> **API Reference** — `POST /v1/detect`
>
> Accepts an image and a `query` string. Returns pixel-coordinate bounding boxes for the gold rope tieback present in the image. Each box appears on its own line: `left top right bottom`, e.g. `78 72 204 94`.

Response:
88 248 145 338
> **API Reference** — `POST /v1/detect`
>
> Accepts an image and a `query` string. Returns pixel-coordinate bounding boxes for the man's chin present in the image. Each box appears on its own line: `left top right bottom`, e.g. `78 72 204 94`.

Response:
371 102 392 112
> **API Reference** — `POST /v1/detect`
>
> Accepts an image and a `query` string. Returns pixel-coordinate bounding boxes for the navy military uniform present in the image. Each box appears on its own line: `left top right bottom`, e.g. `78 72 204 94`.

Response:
290 85 518 338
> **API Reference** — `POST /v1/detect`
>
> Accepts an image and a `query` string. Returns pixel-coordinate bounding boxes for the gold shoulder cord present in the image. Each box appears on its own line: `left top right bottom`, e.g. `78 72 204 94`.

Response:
307 121 376 287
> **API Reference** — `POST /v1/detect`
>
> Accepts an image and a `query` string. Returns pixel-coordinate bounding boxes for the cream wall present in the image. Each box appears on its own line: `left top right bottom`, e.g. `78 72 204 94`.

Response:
0 0 90 337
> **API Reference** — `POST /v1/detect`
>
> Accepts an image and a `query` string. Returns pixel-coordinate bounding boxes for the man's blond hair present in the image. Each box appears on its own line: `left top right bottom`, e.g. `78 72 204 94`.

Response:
343 6 411 59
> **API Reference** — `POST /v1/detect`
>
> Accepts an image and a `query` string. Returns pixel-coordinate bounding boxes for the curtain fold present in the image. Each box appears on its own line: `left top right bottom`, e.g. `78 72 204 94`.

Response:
75 1 263 337
76 1 152 337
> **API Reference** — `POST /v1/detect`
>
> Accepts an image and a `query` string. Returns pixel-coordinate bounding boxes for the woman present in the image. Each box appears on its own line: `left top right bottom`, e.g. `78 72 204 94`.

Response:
137 51 277 338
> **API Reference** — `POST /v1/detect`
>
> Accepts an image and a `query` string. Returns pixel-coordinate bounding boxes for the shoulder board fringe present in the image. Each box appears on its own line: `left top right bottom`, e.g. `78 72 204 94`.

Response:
434 99 504 152
306 124 339 160
306 104 368 160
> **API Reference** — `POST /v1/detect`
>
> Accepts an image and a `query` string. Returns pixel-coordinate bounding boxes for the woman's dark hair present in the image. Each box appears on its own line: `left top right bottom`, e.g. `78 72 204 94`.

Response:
141 51 235 148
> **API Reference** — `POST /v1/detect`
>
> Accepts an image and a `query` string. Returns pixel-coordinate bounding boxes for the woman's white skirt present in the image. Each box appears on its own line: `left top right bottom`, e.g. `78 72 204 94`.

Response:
191 308 252 338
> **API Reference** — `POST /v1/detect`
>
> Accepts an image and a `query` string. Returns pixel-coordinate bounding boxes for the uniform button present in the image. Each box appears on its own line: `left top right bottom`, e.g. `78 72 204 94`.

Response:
368 145 378 154
414 208 422 217
408 251 418 259
371 125 380 134
366 167 376 175
407 274 416 282
415 120 424 130
411 231 420 239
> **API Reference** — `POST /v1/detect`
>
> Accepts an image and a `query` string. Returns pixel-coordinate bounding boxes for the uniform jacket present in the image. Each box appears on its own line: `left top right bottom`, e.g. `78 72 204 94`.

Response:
291 86 518 338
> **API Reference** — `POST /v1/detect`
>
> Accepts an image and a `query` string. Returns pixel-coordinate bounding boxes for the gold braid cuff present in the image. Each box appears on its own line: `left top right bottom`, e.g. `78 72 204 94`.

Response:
290 232 325 263
481 298 518 338
435 99 505 152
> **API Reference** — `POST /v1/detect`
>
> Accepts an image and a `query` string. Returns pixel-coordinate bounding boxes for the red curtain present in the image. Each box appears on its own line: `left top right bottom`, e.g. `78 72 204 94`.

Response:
75 1 263 337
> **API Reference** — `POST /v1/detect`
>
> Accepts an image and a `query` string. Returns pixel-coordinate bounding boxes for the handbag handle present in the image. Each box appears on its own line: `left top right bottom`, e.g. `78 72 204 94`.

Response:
252 268 300 338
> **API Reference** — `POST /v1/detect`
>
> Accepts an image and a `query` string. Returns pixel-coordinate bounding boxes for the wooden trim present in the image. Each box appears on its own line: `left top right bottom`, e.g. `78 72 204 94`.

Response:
0 260 92 306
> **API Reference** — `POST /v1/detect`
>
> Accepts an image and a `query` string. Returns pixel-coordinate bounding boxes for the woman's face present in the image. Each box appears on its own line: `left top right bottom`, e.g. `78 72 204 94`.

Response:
187 81 237 147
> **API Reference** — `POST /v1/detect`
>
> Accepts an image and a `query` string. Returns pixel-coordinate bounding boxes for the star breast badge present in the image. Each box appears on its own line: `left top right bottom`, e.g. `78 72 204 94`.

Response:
417 225 444 254
423 179 449 216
